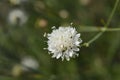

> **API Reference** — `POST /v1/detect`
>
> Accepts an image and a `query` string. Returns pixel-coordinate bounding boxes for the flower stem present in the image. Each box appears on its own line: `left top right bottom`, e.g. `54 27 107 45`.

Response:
83 0 119 47
79 26 120 32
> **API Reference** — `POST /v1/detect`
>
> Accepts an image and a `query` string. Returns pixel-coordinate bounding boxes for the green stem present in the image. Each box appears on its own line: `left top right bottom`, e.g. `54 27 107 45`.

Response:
83 0 119 47
79 27 120 32
104 28 120 31
105 0 119 27
87 32 103 44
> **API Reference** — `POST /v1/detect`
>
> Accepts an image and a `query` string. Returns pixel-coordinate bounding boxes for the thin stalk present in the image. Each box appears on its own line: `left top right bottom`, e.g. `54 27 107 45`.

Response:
79 27 120 32
83 0 119 47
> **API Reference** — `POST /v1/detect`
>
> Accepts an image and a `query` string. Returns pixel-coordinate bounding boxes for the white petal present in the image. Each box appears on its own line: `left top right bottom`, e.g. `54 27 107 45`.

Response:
69 51 74 57
65 54 70 61
66 57 70 61
62 57 64 61
73 48 79 51
75 41 80 45
56 53 62 59
76 33 80 37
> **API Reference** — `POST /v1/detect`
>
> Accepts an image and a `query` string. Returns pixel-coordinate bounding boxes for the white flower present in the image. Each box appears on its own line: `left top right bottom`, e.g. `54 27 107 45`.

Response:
47 26 82 61
21 57 39 71
8 9 28 26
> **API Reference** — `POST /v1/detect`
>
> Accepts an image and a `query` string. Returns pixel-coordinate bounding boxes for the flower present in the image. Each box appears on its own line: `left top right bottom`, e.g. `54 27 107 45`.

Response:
21 57 39 71
8 9 28 26
47 26 82 61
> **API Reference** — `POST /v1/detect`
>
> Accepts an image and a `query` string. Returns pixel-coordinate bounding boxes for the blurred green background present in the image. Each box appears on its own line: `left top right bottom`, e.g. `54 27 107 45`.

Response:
0 0 120 80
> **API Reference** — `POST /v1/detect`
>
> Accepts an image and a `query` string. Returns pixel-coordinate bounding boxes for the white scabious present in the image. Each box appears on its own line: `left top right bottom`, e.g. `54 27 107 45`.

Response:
47 26 82 61
8 9 28 26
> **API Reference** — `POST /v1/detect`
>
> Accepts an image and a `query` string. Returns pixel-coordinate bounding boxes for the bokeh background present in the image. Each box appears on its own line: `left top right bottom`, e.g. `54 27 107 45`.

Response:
0 0 120 80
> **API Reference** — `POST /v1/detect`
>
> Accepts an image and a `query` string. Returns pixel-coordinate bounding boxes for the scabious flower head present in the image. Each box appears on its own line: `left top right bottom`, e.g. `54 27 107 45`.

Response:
8 9 28 26
47 26 82 61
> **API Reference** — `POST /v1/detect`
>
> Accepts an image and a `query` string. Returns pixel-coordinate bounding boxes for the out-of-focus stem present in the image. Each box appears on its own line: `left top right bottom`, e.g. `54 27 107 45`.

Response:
79 26 120 32
83 0 119 47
